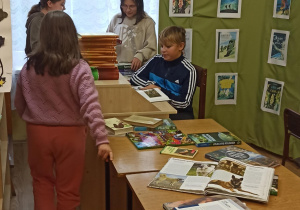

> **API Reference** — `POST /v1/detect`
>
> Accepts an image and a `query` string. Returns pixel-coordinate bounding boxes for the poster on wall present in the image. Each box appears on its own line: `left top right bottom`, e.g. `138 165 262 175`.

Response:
215 29 239 63
273 0 291 19
184 28 192 61
169 0 193 17
0 0 12 92
217 0 242 18
215 73 238 105
261 78 284 115
267 29 290 67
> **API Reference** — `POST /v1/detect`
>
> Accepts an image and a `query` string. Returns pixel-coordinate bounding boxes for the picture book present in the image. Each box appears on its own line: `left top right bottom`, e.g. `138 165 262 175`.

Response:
153 118 177 131
126 130 195 150
205 145 280 168
215 73 238 105
148 157 275 203
163 195 250 210
215 29 239 63
261 78 284 115
160 146 198 159
122 115 163 128
217 0 242 19
136 88 170 103
270 175 278 196
273 0 291 19
104 118 133 135
188 132 242 147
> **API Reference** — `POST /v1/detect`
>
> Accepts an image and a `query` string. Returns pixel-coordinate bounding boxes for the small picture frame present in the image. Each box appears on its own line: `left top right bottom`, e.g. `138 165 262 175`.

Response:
267 29 290 67
215 29 239 63
169 0 193 17
273 0 291 19
184 28 192 62
217 0 242 18
215 73 238 105
261 78 284 115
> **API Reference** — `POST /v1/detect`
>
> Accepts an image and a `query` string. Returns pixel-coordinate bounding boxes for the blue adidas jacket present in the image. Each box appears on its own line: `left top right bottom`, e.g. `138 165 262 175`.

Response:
130 54 196 111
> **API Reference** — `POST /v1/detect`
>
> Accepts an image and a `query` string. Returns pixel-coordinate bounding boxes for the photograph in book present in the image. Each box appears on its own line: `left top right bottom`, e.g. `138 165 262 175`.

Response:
261 78 284 115
205 145 280 167
188 132 241 147
215 29 239 62
126 130 195 150
169 0 193 17
184 28 192 61
104 118 133 135
148 157 275 203
163 195 250 210
217 0 242 18
273 0 291 19
136 88 170 102
268 29 290 66
215 73 238 105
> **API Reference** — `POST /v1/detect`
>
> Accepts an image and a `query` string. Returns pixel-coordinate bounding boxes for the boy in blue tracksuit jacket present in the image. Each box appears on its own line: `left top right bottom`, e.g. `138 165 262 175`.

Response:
130 26 196 120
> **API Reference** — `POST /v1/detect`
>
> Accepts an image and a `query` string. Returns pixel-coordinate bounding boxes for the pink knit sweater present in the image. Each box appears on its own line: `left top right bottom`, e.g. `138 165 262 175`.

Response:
15 60 108 146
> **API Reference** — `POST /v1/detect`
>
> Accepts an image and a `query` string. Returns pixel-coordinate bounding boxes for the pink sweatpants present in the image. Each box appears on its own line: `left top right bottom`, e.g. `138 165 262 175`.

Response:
27 123 86 210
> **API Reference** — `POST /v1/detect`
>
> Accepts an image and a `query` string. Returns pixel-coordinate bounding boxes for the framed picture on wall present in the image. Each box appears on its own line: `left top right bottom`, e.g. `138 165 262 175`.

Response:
215 29 239 63
184 28 192 61
169 0 193 17
273 0 291 19
215 73 238 105
217 0 242 18
261 78 284 115
267 29 290 67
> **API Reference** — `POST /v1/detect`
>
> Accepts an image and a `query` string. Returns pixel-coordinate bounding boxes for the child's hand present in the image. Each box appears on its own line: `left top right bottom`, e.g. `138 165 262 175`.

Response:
131 58 142 71
140 84 161 90
97 144 113 162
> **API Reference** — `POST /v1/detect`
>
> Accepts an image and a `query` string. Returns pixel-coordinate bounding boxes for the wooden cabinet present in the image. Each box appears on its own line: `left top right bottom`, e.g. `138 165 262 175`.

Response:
0 93 11 210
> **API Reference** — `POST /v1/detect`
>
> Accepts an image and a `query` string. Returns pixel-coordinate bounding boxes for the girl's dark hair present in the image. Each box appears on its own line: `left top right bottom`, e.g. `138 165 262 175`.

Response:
27 11 81 76
119 0 146 25
27 0 61 17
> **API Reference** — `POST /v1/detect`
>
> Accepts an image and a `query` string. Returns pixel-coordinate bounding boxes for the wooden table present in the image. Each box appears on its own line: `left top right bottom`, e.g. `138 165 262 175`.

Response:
126 166 300 210
108 119 256 209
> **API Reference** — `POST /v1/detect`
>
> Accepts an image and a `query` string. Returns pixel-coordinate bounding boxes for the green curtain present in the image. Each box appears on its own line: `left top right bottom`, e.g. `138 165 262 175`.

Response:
159 0 300 158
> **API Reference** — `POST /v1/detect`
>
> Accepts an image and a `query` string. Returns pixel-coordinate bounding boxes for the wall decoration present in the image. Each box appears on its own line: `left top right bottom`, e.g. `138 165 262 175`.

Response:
0 0 12 92
184 28 192 61
217 0 242 18
215 29 239 63
273 0 291 19
215 73 238 105
169 0 193 17
261 78 284 115
267 29 290 67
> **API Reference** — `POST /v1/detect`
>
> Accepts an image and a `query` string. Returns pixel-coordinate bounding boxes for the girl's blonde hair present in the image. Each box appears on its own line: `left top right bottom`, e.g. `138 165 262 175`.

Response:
159 26 186 47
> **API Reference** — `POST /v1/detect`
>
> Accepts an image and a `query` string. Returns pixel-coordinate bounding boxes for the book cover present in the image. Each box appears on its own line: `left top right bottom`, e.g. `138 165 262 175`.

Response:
205 145 280 168
148 157 275 203
273 0 291 19
126 130 195 150
163 195 250 210
136 88 170 103
160 146 198 159
270 175 278 196
104 118 133 135
123 115 163 128
215 29 239 63
188 132 241 147
153 118 177 131
215 73 238 105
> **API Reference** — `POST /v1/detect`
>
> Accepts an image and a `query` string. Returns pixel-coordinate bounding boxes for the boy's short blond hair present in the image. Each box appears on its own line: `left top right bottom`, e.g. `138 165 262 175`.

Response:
159 26 186 47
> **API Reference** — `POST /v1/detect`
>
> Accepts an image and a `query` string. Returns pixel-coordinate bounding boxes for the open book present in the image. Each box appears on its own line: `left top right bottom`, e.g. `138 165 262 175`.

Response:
135 87 170 102
148 157 274 203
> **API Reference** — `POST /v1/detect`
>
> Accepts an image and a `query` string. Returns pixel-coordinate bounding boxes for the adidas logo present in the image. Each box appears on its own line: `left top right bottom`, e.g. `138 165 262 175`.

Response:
175 79 179 84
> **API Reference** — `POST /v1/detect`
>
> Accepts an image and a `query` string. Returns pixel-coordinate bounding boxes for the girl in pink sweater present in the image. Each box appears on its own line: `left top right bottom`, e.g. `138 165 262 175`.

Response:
15 11 113 210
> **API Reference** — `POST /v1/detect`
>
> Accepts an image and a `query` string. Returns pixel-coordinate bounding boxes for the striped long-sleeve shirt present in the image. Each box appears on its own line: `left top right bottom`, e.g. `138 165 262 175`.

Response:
130 54 196 111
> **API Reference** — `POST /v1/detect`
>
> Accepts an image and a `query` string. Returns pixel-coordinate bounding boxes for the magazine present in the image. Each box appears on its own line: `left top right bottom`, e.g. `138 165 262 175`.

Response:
148 157 274 203
205 145 280 168
163 195 250 210
126 130 195 150
188 132 241 147
136 88 170 102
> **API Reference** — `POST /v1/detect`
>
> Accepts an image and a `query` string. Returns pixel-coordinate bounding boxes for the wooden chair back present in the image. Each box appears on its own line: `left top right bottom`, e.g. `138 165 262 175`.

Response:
282 108 300 165
193 64 207 119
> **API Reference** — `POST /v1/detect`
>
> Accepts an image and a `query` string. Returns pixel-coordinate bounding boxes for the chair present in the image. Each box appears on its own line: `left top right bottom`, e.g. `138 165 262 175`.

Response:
282 108 300 166
192 64 207 119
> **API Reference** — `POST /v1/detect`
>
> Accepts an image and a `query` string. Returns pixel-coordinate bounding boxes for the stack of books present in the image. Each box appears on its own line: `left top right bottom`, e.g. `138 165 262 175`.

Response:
79 33 120 80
